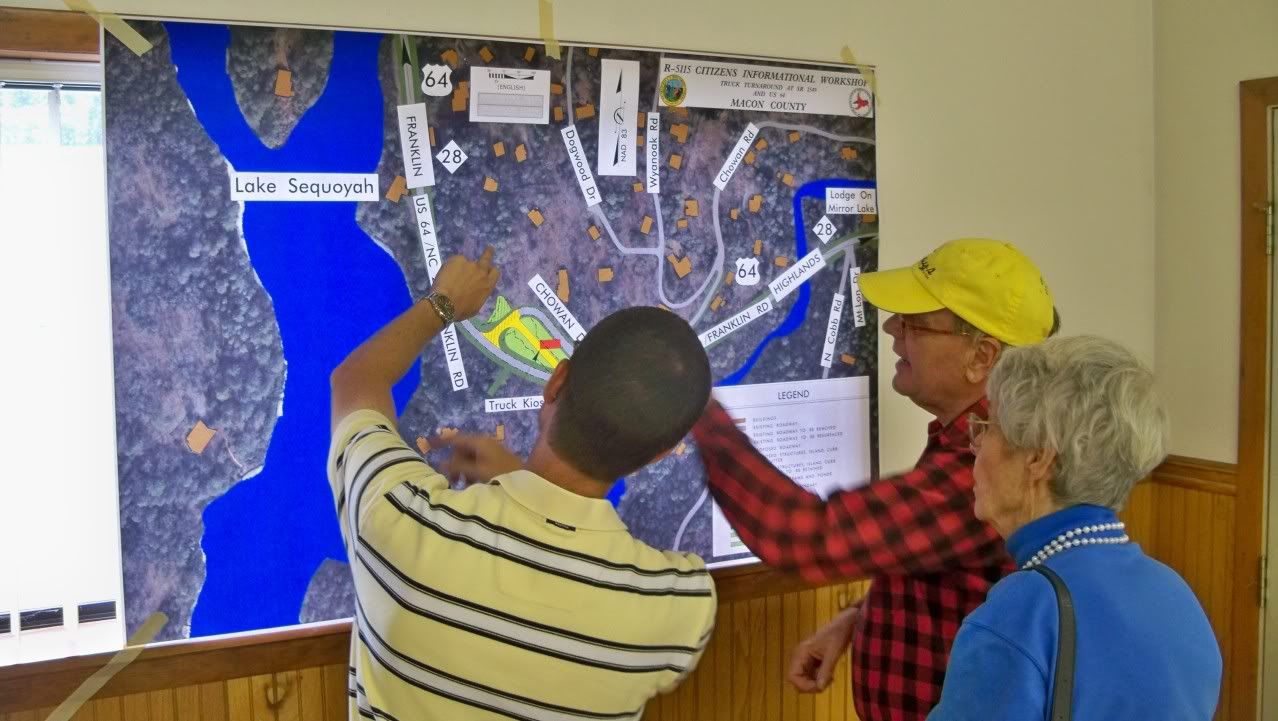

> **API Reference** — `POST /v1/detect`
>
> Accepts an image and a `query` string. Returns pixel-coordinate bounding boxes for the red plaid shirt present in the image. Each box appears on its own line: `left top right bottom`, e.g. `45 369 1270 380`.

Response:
690 398 1013 721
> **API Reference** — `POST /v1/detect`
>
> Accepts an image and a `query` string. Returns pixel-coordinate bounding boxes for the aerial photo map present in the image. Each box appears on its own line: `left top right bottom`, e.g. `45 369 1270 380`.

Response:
104 21 880 639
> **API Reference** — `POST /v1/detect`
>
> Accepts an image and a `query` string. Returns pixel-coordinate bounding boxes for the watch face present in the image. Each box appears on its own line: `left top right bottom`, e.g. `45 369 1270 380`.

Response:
435 293 455 319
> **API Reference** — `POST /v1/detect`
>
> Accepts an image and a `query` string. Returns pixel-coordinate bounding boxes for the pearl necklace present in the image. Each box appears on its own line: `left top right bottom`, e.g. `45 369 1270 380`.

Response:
1021 521 1128 569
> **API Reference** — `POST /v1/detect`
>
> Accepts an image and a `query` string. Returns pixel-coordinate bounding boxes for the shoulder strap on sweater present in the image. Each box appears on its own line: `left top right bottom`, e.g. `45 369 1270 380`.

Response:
1030 565 1075 721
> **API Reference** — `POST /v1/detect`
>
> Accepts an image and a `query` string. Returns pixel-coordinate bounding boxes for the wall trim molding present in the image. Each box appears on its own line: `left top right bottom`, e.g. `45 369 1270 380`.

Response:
1151 454 1238 496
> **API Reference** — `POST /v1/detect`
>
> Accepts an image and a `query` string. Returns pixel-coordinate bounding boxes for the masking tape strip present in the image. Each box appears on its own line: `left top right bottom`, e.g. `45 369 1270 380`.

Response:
840 45 878 103
64 0 153 57
44 613 168 721
539 0 561 60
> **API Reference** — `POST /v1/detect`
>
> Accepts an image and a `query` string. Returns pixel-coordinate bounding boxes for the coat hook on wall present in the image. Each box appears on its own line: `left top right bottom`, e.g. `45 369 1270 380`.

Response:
264 672 295 718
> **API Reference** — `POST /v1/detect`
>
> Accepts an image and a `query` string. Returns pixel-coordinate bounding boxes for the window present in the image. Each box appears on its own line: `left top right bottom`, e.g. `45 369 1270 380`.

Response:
0 66 124 665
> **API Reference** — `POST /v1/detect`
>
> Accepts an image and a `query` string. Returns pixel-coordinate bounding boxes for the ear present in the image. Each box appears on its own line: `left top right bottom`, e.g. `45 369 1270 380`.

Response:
1023 446 1057 485
965 336 1002 384
543 360 570 404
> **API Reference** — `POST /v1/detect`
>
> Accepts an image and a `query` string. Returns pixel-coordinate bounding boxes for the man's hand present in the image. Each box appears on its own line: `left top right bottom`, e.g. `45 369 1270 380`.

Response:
430 433 522 483
788 601 862 692
331 248 500 431
433 248 501 321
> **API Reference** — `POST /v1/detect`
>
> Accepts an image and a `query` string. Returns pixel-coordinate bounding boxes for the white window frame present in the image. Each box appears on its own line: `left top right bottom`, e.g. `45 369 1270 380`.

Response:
0 57 125 667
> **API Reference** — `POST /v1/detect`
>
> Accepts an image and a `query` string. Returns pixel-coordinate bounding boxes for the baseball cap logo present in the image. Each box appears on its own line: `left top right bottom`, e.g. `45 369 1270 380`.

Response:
917 256 937 278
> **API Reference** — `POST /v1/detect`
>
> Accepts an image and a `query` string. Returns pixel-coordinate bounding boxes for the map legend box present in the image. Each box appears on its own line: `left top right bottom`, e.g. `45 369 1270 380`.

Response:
709 377 872 560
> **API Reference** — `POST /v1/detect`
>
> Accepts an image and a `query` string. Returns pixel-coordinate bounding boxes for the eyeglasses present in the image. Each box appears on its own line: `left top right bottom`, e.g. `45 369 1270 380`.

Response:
897 316 972 339
967 413 996 453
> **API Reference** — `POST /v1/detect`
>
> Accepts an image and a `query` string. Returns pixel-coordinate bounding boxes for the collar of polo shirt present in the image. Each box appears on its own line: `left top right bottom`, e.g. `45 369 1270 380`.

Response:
497 470 628 532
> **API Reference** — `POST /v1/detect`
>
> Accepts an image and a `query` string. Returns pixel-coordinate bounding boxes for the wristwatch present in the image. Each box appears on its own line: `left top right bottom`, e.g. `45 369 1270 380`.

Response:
425 291 455 326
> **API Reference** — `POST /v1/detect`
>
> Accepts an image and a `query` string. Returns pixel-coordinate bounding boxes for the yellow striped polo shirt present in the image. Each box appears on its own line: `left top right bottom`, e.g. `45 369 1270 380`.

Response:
327 409 717 721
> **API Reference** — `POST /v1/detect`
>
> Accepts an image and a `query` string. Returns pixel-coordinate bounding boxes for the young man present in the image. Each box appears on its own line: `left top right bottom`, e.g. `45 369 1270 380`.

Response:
691 238 1058 721
329 249 716 720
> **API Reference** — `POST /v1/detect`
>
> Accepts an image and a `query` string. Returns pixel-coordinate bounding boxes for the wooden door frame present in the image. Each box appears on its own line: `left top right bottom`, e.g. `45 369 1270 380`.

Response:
1237 76 1278 721
0 8 99 61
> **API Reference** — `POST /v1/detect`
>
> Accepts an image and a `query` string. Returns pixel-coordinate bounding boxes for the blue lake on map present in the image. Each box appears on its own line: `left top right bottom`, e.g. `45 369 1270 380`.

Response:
167 23 418 635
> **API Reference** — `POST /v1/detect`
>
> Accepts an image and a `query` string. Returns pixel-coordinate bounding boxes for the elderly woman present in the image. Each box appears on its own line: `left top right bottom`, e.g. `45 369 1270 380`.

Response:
927 336 1221 721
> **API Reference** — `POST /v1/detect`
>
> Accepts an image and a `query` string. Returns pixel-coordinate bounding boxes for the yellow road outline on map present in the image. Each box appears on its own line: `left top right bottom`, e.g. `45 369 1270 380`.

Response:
483 310 563 369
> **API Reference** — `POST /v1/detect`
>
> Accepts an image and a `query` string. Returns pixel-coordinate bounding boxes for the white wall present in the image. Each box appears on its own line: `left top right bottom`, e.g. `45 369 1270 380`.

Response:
1154 0 1278 464
9 0 1158 472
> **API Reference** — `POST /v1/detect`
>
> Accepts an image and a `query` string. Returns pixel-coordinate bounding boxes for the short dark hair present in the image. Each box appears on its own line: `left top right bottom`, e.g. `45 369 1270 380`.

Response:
548 306 711 481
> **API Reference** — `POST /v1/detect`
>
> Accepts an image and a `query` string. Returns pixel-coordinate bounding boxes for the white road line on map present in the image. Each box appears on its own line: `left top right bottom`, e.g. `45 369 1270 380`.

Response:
672 488 709 552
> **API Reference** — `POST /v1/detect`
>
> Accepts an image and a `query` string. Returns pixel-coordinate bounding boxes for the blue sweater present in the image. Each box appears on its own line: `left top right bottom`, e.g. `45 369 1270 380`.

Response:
927 504 1221 721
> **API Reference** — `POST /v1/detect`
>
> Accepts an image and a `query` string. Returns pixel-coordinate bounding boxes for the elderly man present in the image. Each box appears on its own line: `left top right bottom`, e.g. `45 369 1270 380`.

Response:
691 238 1058 721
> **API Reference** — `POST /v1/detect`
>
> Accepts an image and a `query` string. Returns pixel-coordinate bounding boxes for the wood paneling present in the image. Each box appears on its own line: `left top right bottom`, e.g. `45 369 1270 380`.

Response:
0 8 99 62
1121 477 1237 719
0 669 346 721
0 620 351 713
0 465 1241 721
643 581 866 721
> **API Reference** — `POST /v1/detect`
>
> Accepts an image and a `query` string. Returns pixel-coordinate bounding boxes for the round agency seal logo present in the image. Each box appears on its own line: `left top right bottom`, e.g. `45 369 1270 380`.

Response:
849 88 873 117
659 74 688 106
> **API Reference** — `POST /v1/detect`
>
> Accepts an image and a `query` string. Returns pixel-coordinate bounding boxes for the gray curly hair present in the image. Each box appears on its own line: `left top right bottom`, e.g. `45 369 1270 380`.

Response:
987 335 1169 510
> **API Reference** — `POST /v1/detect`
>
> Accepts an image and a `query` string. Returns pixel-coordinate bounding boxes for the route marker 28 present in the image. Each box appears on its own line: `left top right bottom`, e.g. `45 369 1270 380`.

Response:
437 140 468 174
813 215 836 244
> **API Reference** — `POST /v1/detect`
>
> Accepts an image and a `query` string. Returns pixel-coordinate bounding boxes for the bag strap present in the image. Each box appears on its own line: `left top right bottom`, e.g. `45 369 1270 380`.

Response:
1031 565 1075 721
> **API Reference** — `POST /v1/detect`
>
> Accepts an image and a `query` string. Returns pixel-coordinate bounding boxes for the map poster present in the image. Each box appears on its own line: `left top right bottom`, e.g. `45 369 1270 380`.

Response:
103 21 879 640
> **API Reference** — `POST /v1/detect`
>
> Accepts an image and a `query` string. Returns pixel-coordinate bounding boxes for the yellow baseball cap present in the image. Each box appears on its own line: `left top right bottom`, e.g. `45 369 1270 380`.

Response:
857 238 1054 346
